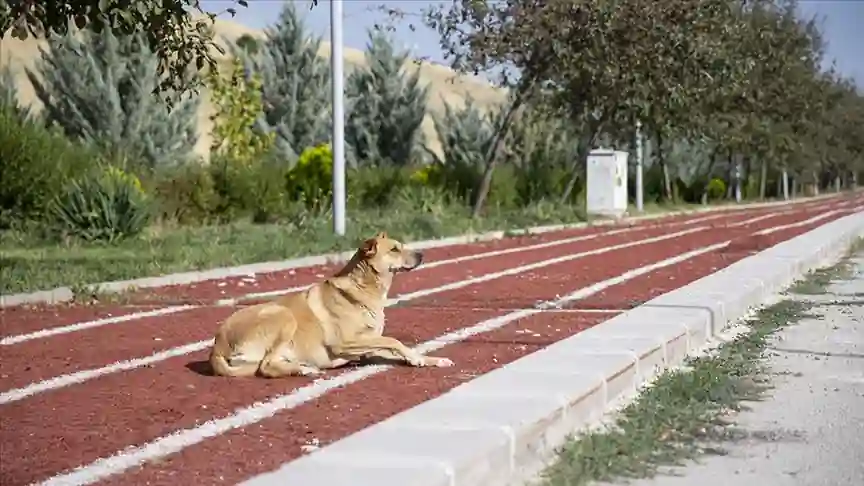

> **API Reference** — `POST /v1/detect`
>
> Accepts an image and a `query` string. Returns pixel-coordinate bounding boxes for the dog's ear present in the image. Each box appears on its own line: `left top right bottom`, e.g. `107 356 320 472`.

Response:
375 231 388 240
360 237 378 256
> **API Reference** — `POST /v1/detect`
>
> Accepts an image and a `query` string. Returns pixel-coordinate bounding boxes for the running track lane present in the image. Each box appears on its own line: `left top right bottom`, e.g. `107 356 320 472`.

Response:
0 203 843 398
57 205 859 486
0 200 857 486
0 204 810 389
0 196 839 334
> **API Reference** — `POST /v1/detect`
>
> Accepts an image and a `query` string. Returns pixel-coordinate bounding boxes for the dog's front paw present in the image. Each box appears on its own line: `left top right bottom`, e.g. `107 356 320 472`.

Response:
425 356 454 368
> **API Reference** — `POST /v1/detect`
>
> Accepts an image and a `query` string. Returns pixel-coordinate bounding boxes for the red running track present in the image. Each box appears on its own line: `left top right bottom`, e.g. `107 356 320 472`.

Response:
0 198 832 337
0 195 859 486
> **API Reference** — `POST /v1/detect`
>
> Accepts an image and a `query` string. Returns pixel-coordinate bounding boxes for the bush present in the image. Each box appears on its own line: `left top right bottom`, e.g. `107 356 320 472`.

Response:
286 144 333 212
347 165 416 208
0 103 95 228
706 177 727 200
48 166 151 242
148 162 217 225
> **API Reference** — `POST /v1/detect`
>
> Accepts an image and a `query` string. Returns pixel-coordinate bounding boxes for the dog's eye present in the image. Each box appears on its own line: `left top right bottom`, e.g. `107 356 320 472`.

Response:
390 246 400 253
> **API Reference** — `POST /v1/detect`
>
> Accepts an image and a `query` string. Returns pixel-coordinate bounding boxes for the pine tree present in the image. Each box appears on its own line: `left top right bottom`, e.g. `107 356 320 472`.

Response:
235 3 332 165
26 26 199 168
345 31 430 166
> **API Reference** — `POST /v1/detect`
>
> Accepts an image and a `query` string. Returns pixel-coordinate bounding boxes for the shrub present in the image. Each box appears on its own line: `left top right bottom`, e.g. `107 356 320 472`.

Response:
347 165 416 208
206 57 275 164
0 103 95 228
507 112 579 205
344 31 429 166
706 177 727 200
26 25 199 169
425 97 519 208
48 166 151 242
148 162 217 225
286 143 333 212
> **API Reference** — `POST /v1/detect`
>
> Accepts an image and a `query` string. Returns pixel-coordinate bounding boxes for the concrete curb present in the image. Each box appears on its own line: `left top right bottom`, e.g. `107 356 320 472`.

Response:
0 193 845 308
239 209 864 486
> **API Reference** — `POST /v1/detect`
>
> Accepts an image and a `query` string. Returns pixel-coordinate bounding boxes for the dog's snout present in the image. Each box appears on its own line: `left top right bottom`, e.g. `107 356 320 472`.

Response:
413 251 424 265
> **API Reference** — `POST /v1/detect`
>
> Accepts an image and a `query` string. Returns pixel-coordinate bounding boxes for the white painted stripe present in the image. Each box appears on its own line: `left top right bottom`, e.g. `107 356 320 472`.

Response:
1 206 748 345
33 239 734 486
755 210 840 235
0 306 197 346
1 226 708 404
0 342 212 405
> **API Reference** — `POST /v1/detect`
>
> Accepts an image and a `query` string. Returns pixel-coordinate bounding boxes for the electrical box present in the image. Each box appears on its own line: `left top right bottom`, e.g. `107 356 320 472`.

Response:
586 149 629 218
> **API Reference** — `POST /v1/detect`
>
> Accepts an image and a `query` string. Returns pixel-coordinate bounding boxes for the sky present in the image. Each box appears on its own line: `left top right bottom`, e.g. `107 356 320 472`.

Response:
200 0 864 88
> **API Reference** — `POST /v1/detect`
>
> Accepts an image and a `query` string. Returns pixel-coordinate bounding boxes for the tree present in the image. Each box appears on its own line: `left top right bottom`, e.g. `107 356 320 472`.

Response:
344 30 429 166
2 0 249 101
235 2 331 165
26 25 200 168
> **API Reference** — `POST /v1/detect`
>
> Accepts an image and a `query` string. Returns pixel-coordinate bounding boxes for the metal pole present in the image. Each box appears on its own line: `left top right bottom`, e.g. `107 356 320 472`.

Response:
330 0 346 236
635 119 644 212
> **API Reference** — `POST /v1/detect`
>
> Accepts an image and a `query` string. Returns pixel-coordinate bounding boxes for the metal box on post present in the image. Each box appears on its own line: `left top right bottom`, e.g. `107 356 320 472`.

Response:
586 148 629 218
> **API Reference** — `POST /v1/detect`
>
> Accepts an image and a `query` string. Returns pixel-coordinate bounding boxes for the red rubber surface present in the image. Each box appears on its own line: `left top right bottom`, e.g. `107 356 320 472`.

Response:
0 195 858 486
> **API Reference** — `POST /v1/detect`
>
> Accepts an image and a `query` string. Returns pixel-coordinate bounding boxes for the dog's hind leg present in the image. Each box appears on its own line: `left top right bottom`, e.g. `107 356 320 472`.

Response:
258 343 322 378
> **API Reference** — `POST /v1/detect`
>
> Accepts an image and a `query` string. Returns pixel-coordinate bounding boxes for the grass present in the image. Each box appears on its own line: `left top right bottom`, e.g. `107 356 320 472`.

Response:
536 248 857 486
0 201 590 295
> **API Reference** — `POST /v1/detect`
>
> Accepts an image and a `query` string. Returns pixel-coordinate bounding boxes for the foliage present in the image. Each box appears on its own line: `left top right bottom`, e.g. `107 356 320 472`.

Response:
206 57 274 164
344 30 430 166
381 0 864 209
26 25 200 168
0 102 95 228
48 165 151 242
706 178 726 201
2 0 250 101
286 143 334 213
235 3 332 165
148 162 216 225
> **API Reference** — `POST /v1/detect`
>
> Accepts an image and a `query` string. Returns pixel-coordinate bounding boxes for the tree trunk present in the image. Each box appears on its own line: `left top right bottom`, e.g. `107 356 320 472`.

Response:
725 151 735 199
758 159 768 200
560 137 593 203
657 131 672 201
470 78 534 218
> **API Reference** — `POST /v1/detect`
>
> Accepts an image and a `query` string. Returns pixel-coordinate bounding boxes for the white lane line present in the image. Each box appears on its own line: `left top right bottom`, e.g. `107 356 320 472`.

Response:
0 226 709 405
755 209 845 235
1 206 758 345
33 238 736 486
0 306 198 346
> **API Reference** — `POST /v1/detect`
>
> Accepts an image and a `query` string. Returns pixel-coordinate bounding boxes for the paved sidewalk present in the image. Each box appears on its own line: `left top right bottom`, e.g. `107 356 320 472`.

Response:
600 254 864 486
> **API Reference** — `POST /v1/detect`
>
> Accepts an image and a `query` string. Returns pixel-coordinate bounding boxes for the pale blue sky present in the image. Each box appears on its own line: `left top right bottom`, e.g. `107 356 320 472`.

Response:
201 0 863 87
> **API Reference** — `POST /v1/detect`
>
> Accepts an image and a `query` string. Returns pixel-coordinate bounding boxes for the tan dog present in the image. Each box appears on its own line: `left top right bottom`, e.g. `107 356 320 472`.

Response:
209 232 454 378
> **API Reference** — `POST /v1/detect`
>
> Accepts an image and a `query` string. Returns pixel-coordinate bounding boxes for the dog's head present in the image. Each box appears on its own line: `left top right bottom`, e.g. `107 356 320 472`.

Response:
359 231 423 274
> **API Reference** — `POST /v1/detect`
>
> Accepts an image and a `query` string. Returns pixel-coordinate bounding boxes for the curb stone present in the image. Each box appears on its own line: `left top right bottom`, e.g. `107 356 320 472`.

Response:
0 193 847 308
239 209 864 486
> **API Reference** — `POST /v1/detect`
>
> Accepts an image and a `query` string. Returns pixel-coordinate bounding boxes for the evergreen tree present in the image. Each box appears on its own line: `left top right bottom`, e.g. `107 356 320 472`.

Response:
26 26 199 168
345 31 430 166
235 3 331 165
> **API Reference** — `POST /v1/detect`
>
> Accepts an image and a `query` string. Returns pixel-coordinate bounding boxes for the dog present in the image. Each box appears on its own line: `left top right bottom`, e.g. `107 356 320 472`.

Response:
209 232 454 378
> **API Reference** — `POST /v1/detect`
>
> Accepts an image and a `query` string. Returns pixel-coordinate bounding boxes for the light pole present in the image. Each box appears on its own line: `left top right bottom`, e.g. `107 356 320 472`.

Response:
330 0 346 235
